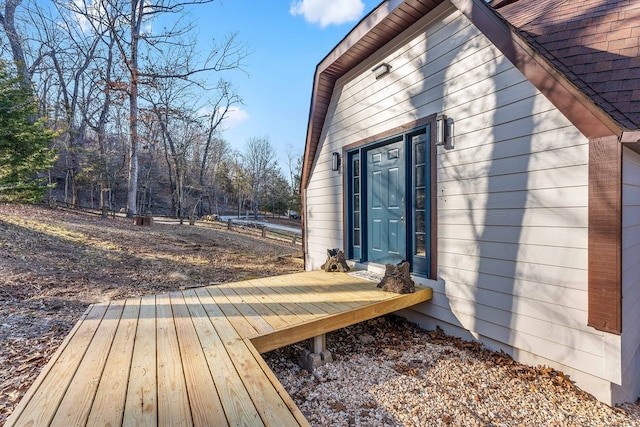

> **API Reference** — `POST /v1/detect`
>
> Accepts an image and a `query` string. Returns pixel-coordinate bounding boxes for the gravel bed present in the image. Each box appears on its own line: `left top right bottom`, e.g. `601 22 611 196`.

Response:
263 315 640 426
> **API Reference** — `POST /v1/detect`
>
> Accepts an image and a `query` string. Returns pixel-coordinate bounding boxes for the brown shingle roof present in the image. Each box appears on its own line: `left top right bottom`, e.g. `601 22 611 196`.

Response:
493 0 640 129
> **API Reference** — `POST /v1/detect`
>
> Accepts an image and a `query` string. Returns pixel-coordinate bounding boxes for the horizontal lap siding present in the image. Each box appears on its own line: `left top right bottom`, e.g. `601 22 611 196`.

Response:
305 5 606 380
418 7 597 377
305 173 343 270
305 104 344 269
622 147 640 395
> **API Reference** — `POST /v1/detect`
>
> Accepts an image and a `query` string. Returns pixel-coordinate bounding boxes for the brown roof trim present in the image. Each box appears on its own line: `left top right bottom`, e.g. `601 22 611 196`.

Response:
301 0 445 190
449 0 622 140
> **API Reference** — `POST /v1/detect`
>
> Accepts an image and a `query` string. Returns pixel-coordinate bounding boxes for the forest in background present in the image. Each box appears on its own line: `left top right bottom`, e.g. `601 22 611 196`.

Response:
0 0 301 218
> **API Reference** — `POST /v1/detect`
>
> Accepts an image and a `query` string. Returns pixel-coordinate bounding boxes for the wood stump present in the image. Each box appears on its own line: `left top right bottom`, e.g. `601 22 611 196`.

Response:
134 216 153 226
377 261 415 294
321 248 350 272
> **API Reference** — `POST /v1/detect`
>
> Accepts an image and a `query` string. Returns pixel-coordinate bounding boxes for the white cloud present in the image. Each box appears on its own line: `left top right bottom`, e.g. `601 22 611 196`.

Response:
290 0 365 28
197 106 250 131
222 107 250 130
68 0 99 34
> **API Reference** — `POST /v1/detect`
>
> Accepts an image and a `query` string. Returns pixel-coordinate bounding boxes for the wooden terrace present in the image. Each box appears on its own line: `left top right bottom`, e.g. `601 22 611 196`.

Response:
7 271 432 426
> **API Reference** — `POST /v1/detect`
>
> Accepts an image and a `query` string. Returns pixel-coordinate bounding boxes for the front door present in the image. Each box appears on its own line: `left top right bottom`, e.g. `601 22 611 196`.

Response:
367 139 406 265
347 124 432 277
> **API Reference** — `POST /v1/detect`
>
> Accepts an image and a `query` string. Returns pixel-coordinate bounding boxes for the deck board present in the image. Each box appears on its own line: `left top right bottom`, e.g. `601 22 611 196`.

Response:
7 271 432 427
123 296 157 427
171 292 228 426
87 299 139 426
184 290 263 426
239 279 316 325
10 303 109 427
253 276 337 317
156 293 193 427
205 286 263 338
221 284 293 330
218 285 277 335
52 300 125 426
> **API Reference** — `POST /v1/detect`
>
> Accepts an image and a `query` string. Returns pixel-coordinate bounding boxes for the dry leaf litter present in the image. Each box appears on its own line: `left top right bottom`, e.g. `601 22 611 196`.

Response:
264 315 640 426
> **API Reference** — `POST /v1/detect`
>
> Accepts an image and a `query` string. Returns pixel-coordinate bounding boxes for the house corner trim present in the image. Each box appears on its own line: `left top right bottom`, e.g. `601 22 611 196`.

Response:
588 135 622 334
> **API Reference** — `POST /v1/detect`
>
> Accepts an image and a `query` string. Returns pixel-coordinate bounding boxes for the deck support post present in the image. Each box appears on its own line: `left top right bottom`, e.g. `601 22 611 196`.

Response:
299 334 332 371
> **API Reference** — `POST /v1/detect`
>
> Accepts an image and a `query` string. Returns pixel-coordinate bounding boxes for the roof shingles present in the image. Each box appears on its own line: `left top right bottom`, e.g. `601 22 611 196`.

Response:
495 0 640 129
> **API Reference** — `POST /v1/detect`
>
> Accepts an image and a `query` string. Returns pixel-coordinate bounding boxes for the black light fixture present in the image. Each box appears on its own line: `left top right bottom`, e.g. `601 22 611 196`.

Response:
435 113 454 150
372 62 391 79
331 152 341 171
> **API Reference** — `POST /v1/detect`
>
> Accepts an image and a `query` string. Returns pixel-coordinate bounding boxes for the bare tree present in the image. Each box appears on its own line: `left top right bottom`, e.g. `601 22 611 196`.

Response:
196 80 239 214
153 104 197 218
200 80 240 188
244 136 278 219
64 0 247 217
264 170 291 216
229 153 249 218
285 145 302 213
0 0 247 213
0 0 52 119
142 70 197 217
28 2 104 206
83 34 119 210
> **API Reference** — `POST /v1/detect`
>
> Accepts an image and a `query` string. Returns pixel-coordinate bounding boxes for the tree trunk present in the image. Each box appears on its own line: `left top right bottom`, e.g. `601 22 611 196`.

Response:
95 38 114 210
126 0 144 218
126 128 139 217
0 0 30 90
321 249 350 273
377 262 416 294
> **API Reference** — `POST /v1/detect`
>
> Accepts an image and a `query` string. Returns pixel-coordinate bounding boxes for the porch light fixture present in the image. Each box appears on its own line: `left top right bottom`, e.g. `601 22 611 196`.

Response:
435 113 454 150
331 152 341 171
372 62 391 79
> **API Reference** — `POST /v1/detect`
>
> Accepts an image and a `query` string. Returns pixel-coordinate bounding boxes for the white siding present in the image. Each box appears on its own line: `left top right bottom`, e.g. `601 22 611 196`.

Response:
619 147 640 401
304 2 616 385
304 130 345 269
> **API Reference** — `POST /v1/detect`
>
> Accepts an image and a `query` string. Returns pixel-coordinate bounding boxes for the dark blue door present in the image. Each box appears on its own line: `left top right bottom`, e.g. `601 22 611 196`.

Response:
366 140 406 265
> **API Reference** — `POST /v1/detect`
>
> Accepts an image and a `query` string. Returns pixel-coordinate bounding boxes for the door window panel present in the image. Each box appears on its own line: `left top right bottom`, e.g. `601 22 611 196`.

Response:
413 135 427 259
352 158 361 252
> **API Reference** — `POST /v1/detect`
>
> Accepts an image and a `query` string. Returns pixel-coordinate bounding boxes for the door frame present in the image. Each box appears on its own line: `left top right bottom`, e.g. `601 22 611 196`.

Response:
343 116 438 279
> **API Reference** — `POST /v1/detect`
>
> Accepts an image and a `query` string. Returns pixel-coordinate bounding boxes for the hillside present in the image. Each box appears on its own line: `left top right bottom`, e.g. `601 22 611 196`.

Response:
0 203 302 423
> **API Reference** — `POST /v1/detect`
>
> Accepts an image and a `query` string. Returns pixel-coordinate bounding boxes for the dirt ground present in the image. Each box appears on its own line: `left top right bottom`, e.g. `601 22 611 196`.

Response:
0 203 303 424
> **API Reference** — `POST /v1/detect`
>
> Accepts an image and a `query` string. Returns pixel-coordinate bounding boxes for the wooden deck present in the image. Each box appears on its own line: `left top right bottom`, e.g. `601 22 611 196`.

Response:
7 271 432 427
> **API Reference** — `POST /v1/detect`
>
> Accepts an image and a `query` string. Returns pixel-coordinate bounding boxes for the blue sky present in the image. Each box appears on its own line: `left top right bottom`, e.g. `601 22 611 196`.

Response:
193 0 381 172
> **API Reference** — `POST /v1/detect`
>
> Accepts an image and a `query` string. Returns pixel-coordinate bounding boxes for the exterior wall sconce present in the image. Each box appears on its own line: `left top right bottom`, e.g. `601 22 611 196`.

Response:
372 62 391 79
332 152 341 171
435 113 454 150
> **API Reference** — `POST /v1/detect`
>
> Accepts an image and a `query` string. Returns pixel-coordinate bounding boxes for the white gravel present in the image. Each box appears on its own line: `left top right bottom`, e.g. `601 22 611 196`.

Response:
263 315 640 426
